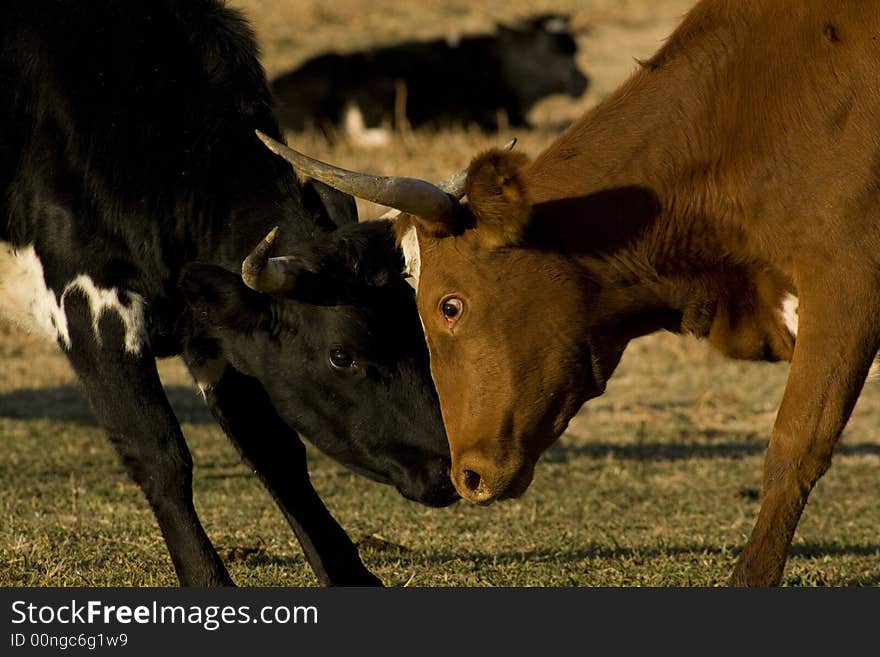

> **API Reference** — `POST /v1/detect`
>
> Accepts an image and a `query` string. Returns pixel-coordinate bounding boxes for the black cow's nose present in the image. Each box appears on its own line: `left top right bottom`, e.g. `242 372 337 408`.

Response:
430 462 460 507
396 460 459 508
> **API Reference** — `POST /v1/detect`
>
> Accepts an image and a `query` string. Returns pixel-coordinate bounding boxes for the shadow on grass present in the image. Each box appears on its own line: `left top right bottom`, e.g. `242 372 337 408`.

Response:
413 540 880 564
404 541 880 586
0 385 214 425
543 438 880 462
237 540 880 585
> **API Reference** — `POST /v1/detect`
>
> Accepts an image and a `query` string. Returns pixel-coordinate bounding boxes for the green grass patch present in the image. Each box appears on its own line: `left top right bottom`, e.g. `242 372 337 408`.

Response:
2 333 878 587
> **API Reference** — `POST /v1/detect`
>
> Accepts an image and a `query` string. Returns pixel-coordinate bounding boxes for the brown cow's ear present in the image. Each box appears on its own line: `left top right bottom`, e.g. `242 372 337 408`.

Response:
465 149 532 248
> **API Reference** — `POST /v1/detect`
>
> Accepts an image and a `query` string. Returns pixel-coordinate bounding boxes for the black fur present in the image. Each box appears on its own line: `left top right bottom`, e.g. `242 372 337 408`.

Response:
1 0 456 587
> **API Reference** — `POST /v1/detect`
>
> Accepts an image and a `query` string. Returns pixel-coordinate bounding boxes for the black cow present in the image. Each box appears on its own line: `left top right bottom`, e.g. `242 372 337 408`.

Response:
0 0 457 587
270 14 590 134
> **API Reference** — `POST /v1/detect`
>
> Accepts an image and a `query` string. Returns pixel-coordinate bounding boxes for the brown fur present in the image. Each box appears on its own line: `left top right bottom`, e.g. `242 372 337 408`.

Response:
405 0 880 586
465 150 532 248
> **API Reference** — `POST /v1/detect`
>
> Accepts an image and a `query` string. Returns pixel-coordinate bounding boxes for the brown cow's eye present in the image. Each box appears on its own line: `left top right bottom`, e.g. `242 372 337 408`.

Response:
441 297 463 321
329 348 354 369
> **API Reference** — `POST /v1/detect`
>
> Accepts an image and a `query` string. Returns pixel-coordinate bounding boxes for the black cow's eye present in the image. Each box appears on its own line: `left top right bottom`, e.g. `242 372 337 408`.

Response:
441 297 463 321
329 348 354 369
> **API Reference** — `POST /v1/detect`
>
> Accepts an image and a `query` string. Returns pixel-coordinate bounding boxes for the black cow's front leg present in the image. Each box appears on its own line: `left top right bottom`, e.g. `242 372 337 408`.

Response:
62 294 232 586
198 365 381 586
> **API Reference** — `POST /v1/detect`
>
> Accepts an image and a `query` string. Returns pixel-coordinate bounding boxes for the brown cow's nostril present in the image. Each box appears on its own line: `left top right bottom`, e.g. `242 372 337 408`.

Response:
462 469 482 493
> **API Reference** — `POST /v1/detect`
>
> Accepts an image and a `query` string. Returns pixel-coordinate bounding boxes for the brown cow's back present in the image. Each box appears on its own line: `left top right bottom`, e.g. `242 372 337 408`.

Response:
528 0 880 272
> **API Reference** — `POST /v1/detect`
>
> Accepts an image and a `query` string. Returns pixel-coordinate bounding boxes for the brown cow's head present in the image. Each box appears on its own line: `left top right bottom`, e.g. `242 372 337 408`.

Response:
256 133 622 504
397 150 610 504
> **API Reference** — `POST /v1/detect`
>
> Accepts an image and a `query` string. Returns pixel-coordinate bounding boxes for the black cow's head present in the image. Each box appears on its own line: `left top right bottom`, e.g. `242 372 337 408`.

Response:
180 183 457 508
496 13 589 112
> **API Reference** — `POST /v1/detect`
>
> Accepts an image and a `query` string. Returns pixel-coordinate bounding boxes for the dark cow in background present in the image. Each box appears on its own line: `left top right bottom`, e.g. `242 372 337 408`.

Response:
0 0 457 587
270 14 590 136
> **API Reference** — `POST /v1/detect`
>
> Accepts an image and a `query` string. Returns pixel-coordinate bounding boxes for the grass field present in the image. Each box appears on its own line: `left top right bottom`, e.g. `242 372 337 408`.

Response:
1 0 878 587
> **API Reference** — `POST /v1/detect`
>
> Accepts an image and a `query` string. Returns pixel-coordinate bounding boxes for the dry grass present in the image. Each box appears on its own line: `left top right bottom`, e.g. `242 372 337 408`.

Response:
1 0 878 587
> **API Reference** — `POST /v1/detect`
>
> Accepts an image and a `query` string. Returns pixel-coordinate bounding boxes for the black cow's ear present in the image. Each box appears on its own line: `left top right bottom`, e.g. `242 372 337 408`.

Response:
281 220 401 290
180 264 271 332
303 178 358 231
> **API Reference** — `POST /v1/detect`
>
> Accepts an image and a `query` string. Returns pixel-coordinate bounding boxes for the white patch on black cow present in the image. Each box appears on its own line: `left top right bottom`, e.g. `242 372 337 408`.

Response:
0 241 146 354
65 275 147 354
544 17 569 33
0 242 69 342
343 103 391 149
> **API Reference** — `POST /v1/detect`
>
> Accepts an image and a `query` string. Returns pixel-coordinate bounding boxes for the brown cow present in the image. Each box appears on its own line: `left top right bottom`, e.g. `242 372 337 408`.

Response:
257 0 880 586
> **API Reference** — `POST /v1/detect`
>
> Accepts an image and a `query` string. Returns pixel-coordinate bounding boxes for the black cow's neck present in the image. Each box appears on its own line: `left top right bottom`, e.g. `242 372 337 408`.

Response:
190 162 320 274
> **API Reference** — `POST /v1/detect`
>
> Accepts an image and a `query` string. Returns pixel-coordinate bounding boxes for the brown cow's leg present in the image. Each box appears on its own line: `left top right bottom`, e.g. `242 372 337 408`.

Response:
729 277 880 586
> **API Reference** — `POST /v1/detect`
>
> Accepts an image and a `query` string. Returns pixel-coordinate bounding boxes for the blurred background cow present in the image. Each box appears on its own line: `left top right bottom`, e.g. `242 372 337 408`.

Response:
270 14 589 140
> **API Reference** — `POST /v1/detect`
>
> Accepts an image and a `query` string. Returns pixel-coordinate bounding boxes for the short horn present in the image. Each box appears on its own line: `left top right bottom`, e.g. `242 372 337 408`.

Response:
256 130 455 221
242 227 300 293
435 165 469 200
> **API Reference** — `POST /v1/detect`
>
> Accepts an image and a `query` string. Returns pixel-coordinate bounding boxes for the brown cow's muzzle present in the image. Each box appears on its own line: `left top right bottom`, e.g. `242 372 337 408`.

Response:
451 449 535 505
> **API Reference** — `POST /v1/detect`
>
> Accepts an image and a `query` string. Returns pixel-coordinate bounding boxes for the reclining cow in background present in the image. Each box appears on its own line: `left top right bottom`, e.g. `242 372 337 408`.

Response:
256 0 880 586
270 13 589 136
0 0 458 587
